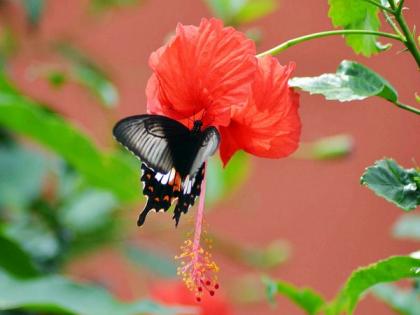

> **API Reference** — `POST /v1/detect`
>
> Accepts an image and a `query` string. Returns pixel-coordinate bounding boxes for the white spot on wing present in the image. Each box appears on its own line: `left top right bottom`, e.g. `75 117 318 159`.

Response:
161 172 170 184
183 176 190 194
169 168 176 183
155 172 163 181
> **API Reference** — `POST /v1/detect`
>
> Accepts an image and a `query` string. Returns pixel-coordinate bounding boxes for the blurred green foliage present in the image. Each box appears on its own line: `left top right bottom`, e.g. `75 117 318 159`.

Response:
0 270 191 315
293 134 353 160
205 0 277 26
56 44 119 108
393 214 420 240
372 281 420 315
20 0 45 26
90 0 142 13
265 256 420 315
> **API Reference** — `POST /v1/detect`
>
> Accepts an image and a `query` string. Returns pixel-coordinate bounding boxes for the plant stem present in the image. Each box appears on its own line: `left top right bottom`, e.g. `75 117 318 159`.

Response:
362 0 394 14
393 100 420 115
391 1 420 68
382 10 403 38
257 30 403 57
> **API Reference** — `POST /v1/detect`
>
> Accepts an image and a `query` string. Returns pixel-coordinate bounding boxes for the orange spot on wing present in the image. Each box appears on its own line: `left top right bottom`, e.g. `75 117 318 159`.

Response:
173 172 182 192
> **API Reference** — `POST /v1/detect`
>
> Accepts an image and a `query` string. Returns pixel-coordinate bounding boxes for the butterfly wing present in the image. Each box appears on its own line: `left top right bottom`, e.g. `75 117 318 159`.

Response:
138 163 182 226
173 164 205 226
188 126 220 176
172 127 220 225
113 114 190 174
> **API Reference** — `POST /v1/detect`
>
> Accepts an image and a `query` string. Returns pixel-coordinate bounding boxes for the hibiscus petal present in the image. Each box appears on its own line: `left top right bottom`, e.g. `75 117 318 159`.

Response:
146 18 257 127
220 56 301 165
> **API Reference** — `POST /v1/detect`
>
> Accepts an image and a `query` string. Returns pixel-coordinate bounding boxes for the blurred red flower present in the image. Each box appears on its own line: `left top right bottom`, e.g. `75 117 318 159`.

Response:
146 18 257 128
151 281 233 315
219 56 301 165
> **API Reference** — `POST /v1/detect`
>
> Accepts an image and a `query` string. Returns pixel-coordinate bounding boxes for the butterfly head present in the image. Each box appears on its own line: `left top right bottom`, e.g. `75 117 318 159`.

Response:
192 120 203 134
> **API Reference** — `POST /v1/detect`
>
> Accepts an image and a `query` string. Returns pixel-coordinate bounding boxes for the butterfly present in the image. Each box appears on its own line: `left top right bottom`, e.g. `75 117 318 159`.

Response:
113 114 220 226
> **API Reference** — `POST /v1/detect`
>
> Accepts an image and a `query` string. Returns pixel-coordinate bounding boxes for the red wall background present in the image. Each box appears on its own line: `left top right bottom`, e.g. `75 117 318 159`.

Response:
6 0 420 314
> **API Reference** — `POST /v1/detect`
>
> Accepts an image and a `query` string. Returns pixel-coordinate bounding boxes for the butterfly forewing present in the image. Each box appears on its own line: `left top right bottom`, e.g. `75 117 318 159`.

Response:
189 126 220 176
113 115 190 174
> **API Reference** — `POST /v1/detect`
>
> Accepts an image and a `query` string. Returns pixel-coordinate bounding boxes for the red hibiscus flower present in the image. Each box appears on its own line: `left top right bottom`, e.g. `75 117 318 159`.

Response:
146 18 257 128
151 281 233 315
219 56 301 165
146 18 301 165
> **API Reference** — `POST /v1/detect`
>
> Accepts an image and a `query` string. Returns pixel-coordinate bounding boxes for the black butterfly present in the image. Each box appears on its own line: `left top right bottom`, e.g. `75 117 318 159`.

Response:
113 114 220 226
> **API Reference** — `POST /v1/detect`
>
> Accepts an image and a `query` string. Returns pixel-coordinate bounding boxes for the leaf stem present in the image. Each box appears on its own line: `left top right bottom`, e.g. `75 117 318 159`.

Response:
257 30 403 57
393 100 420 115
361 0 394 14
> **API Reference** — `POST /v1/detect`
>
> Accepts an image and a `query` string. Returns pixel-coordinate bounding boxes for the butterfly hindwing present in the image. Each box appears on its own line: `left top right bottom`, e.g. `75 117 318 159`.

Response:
173 164 205 226
138 163 179 226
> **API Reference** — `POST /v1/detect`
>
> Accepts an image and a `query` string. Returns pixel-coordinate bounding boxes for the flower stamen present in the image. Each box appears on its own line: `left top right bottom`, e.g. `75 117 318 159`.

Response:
175 164 219 301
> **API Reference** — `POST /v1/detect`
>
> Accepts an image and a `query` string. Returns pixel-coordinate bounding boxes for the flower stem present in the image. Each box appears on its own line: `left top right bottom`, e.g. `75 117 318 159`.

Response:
192 164 207 258
393 100 420 115
257 30 403 57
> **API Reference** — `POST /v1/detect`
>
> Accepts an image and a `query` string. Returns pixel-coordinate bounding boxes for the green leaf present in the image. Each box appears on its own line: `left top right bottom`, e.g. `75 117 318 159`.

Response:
372 283 420 315
289 60 398 102
21 0 45 26
0 144 48 209
360 159 420 211
393 214 420 241
293 134 353 160
328 0 381 56
263 277 325 314
57 44 119 108
0 270 192 315
0 232 39 278
123 244 177 277
205 0 276 25
0 75 139 202
328 256 420 314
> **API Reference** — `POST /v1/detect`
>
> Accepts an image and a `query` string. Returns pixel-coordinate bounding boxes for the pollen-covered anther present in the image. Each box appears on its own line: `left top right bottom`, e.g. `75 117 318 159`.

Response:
175 237 219 301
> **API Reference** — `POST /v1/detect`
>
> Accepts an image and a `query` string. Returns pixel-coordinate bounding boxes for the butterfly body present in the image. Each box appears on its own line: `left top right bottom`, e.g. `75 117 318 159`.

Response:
113 115 220 226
